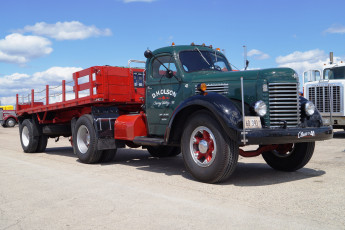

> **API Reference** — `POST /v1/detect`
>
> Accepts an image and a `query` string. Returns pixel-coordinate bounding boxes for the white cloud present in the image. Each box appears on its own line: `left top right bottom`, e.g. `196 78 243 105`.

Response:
0 96 17 106
324 24 345 34
20 21 112 40
0 33 52 64
123 0 156 3
0 66 82 105
247 49 270 60
32 67 82 84
275 49 341 79
276 49 326 64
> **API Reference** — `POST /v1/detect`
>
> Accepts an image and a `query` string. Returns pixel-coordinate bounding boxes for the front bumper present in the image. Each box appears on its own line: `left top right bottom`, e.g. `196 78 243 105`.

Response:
237 126 333 145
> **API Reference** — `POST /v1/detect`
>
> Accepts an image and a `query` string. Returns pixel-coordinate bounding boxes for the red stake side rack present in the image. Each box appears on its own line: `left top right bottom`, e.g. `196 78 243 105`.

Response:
16 66 145 124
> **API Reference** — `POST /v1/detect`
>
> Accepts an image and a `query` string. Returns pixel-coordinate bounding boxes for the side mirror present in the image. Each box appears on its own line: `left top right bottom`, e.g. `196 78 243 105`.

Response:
245 60 249 70
144 49 153 59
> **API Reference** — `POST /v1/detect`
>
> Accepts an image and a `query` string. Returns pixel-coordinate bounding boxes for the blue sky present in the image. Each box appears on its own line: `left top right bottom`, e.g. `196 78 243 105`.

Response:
1 0 345 105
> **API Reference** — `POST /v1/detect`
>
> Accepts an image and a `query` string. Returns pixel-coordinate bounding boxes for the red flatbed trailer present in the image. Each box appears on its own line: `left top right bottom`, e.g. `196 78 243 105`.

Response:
16 66 145 124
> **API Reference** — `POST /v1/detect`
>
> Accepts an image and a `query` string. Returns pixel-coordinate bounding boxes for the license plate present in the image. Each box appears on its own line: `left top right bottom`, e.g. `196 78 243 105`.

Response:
244 116 262 129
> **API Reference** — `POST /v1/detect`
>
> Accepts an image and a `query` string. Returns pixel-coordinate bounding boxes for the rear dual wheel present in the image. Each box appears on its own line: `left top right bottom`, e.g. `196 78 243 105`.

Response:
73 115 116 163
19 119 48 153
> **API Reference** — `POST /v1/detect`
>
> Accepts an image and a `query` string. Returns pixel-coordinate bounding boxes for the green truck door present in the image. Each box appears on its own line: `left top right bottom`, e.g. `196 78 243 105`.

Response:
145 54 183 136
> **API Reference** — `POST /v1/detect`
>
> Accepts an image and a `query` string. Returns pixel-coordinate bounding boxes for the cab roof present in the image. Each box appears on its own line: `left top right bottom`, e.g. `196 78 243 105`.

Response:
152 45 216 55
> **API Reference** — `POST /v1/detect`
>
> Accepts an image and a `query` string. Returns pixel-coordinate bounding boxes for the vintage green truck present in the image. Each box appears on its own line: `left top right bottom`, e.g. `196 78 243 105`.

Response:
16 43 333 183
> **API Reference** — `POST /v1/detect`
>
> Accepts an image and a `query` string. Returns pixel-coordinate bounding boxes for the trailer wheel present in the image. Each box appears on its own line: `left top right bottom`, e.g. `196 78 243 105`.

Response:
181 112 239 183
6 118 16 127
36 135 48 153
99 149 117 163
262 142 315 171
73 115 102 164
19 119 39 153
147 146 180 157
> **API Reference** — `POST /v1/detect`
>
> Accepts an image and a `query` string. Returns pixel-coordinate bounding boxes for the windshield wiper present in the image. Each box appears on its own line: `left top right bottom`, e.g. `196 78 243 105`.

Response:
195 47 210 66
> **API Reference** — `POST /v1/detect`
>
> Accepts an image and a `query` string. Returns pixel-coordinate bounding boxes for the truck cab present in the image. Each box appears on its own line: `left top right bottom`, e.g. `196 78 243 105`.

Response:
304 63 345 129
0 106 17 128
136 44 332 182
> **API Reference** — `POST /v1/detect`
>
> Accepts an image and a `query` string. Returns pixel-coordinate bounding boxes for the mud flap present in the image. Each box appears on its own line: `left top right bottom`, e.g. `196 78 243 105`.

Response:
92 106 119 151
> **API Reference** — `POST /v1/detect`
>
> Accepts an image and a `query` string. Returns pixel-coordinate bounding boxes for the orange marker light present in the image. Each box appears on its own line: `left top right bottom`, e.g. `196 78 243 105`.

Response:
216 48 220 51
172 42 175 46
197 83 207 92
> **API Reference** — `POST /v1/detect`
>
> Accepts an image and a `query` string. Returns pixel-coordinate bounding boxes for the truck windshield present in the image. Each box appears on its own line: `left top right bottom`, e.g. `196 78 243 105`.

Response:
324 66 345 79
179 50 231 73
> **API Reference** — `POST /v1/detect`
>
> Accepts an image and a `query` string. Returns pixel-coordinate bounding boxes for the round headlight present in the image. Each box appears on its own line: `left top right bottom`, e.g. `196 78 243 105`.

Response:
304 101 315 116
254 100 267 117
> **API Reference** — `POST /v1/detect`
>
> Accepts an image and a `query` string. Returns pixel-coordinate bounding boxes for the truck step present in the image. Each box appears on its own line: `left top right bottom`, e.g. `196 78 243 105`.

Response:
133 136 165 146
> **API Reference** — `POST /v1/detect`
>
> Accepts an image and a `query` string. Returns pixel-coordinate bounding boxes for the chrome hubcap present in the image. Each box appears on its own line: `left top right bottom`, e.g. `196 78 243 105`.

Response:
7 119 15 127
21 126 29 147
198 140 208 154
77 125 90 154
189 126 217 167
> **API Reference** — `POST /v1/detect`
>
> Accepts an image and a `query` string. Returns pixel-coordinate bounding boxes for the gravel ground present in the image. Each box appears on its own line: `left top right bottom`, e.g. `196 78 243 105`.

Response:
0 126 344 230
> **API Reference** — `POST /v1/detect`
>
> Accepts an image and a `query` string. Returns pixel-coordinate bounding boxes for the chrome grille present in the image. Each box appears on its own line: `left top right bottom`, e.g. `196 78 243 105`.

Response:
308 85 341 113
195 83 228 95
269 83 300 128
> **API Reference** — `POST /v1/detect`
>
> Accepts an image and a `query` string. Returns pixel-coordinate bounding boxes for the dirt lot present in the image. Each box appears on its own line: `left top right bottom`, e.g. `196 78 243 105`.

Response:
0 126 344 229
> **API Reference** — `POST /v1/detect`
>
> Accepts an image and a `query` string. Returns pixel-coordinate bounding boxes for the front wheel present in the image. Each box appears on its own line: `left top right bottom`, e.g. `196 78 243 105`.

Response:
262 142 315 171
181 111 238 183
6 118 16 127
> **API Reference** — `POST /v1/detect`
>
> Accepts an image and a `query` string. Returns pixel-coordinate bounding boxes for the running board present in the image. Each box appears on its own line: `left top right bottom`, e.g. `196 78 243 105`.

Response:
133 136 165 146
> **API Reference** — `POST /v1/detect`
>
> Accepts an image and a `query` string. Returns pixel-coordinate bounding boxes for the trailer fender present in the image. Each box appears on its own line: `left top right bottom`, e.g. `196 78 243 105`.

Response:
166 92 242 143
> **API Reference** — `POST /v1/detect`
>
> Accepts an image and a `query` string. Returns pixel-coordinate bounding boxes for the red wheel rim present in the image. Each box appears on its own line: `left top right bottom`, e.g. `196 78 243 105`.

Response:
189 126 217 167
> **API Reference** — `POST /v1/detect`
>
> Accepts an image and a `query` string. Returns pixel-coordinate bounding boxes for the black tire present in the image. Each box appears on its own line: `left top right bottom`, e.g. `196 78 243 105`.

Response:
1 123 6 128
99 149 117 163
6 118 16 127
36 135 48 153
147 146 181 157
262 142 315 171
73 115 102 164
181 111 239 183
19 119 39 153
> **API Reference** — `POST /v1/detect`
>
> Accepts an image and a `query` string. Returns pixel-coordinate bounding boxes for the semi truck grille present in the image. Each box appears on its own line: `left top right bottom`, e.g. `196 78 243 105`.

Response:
269 83 300 128
308 85 341 113
195 83 229 95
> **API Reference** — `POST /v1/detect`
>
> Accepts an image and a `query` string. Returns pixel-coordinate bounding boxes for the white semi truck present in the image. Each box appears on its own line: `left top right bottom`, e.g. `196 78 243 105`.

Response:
304 52 345 129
